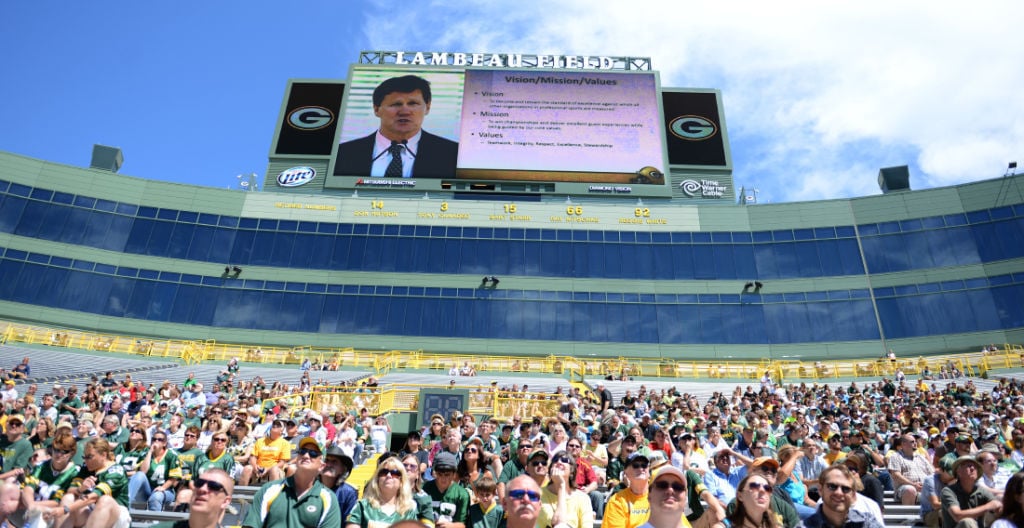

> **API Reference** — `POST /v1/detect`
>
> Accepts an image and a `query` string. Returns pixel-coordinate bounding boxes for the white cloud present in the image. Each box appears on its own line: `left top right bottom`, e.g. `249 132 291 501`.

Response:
364 0 1024 201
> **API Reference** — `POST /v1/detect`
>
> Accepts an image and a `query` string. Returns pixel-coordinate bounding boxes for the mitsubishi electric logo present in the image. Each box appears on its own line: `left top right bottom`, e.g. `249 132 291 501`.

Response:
355 179 417 187
669 115 717 141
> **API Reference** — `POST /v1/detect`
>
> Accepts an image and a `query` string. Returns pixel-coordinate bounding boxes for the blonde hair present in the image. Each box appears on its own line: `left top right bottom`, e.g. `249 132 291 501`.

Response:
363 457 416 515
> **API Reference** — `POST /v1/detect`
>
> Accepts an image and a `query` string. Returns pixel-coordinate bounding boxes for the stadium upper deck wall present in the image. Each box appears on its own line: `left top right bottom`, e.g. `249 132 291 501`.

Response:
0 151 1022 359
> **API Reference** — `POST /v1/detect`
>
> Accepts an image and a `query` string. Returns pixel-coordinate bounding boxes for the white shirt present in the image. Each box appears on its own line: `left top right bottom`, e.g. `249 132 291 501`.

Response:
371 131 421 177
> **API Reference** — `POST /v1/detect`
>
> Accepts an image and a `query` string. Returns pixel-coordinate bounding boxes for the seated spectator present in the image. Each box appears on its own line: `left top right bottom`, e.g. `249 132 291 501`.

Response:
941 455 1001 528
10 357 30 380
241 420 290 486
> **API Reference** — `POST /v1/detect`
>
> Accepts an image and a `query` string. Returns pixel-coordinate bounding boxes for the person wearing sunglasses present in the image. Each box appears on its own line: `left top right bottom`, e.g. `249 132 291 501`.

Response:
173 431 236 513
640 465 690 528
147 469 236 528
713 474 779 528
795 465 883 528
457 438 501 499
129 430 182 511
242 437 342 528
50 437 131 528
501 475 543 528
537 450 594 528
497 440 533 499
21 430 79 516
603 452 652 528
346 457 424 528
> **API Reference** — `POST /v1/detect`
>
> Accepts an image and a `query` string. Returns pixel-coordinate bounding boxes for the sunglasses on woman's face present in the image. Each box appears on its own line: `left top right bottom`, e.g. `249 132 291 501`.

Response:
378 468 402 479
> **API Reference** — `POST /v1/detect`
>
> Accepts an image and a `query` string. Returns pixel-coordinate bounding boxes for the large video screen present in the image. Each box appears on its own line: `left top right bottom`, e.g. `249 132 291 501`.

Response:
328 66 669 193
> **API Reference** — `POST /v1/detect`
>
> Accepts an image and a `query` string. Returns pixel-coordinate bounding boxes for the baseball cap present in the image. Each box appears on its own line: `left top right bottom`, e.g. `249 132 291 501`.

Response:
751 457 780 471
528 449 550 462
6 414 25 424
649 465 686 488
434 452 458 471
297 437 322 456
627 452 650 465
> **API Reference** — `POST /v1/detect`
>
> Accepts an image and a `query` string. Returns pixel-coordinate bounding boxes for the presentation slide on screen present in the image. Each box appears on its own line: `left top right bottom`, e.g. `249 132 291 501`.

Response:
456 70 666 183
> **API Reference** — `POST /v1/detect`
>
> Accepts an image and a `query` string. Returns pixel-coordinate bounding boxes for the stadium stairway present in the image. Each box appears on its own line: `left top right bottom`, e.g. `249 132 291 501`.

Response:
346 452 381 497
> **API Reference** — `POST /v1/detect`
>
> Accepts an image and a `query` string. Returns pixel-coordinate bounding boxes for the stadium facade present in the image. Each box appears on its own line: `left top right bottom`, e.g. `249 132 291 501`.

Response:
0 52 1021 360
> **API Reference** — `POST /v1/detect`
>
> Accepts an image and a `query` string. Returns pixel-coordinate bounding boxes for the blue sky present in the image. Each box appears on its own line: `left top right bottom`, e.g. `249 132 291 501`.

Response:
2 1 1022 203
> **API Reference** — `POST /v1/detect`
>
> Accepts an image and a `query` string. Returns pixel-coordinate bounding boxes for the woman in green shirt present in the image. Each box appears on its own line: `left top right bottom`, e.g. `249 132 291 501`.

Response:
346 457 426 528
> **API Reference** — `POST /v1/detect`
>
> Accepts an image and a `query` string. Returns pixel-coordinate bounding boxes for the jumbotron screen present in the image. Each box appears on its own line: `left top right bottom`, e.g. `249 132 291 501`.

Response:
324 65 672 196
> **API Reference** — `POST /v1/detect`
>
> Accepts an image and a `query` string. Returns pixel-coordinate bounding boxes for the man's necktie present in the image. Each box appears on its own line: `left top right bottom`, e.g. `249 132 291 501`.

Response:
385 142 404 177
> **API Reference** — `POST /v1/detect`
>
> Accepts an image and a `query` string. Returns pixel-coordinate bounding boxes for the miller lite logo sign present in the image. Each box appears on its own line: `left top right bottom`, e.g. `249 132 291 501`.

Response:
277 167 316 187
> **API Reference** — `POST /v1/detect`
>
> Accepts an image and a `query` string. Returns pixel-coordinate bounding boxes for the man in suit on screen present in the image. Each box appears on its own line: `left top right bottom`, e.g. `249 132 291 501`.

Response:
333 74 458 178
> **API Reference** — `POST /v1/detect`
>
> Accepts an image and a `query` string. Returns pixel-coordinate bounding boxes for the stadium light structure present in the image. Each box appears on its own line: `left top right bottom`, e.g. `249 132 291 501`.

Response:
236 173 259 192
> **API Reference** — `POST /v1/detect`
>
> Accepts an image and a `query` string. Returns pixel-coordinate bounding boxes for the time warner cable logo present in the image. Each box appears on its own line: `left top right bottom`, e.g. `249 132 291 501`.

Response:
277 167 316 187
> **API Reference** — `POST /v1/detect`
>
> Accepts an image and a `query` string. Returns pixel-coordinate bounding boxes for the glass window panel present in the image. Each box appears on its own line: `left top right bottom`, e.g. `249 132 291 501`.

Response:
126 219 156 254
425 238 446 273
146 220 173 256
900 218 922 232
835 239 864 275
125 280 159 318
31 265 69 306
794 241 821 277
692 245 715 279
539 241 560 277
248 232 276 265
157 208 178 220
0 196 27 232
752 244 777 278
944 213 968 226
965 289 1000 331
966 210 990 224
72 195 95 208
52 191 74 205
186 225 215 261
210 228 237 264
13 200 48 237
632 243 654 279
165 223 195 258
670 245 693 280
9 262 47 303
772 243 799 279
651 243 673 280
815 239 844 277
270 232 296 267
712 245 737 280
587 242 606 277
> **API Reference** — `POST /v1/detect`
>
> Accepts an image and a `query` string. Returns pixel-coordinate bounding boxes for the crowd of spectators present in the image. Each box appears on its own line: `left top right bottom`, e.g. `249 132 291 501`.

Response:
3 357 1024 528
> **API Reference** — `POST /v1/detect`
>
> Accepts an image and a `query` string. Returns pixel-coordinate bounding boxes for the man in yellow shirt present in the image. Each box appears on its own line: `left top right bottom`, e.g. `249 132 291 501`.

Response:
603 452 652 528
242 420 291 485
